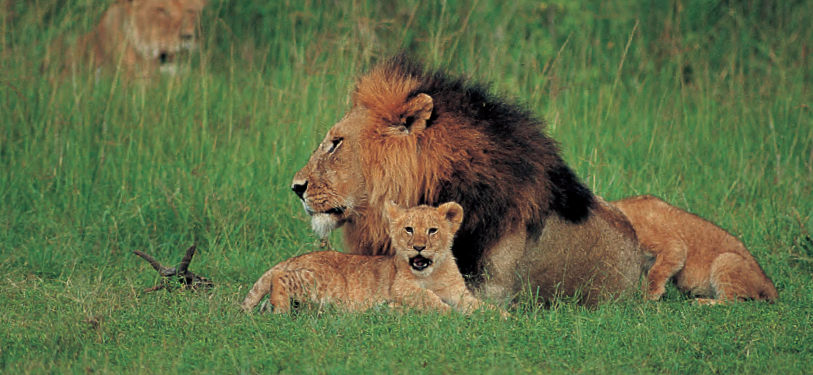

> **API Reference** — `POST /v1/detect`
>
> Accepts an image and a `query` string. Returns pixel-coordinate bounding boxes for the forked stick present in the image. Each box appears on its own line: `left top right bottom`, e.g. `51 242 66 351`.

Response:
133 244 213 292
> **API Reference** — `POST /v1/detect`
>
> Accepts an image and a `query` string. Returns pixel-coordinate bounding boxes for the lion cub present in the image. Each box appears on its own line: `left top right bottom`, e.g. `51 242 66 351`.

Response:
612 195 778 304
241 202 491 315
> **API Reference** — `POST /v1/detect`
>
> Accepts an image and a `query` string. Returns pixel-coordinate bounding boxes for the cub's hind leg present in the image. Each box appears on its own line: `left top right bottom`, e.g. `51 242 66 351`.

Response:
242 267 280 312
242 267 295 313
267 272 300 313
708 253 778 303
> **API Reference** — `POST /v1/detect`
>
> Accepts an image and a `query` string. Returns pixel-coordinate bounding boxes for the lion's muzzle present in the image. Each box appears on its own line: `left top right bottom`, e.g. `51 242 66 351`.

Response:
291 180 307 200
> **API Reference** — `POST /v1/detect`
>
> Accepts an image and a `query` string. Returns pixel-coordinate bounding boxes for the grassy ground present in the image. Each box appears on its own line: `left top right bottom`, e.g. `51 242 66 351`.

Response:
1 0 812 373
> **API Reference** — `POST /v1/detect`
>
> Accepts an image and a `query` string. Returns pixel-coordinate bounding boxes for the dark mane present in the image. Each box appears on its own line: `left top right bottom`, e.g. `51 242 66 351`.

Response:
359 54 595 276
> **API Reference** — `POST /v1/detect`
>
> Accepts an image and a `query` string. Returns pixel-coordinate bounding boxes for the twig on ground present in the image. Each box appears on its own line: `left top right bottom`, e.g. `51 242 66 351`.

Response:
133 244 213 293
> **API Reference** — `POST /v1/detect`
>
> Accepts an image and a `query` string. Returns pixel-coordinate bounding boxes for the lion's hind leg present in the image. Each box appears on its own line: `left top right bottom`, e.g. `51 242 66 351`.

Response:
708 252 778 303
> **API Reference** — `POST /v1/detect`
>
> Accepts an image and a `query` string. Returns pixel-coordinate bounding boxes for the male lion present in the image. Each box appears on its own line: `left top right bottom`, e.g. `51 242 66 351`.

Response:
291 55 645 306
242 202 495 315
612 195 778 304
46 0 207 77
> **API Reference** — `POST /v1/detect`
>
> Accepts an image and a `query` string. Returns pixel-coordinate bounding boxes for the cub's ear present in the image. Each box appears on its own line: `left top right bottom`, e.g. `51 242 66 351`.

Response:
384 201 404 221
437 202 464 232
397 93 433 134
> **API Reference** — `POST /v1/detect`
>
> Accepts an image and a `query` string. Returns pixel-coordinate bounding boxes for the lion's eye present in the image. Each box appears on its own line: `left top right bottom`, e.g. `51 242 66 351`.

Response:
405 227 413 234
428 228 438 235
154 7 167 15
327 138 343 153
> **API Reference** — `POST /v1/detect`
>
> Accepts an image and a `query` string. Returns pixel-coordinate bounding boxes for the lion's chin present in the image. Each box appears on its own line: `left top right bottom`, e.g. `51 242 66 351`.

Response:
311 213 343 239
159 64 180 75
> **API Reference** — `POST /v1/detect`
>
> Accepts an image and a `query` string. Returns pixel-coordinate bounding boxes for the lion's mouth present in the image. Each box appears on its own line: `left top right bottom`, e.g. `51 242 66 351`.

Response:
324 207 345 216
305 205 346 217
409 256 433 271
309 207 348 239
158 52 175 64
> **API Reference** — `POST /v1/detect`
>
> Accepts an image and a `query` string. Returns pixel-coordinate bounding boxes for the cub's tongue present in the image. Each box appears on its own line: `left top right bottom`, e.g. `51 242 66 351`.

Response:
409 256 432 271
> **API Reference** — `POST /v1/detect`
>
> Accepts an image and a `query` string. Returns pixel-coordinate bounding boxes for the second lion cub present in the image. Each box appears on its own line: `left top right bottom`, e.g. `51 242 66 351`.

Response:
242 202 493 315
612 195 778 304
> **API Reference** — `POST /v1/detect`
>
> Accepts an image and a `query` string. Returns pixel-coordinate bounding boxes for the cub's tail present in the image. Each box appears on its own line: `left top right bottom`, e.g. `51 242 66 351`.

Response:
241 267 278 312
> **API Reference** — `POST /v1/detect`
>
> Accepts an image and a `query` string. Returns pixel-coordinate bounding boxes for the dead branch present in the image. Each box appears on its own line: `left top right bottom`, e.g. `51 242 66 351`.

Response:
133 244 213 293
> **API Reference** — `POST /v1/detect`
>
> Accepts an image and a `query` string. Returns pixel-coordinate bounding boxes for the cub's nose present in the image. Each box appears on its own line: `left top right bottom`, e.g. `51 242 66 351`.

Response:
291 180 308 200
181 33 194 41
413 245 426 252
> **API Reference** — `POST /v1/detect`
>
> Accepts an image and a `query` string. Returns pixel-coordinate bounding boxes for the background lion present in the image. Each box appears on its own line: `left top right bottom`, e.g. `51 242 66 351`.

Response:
45 0 207 77
291 55 645 306
612 195 778 304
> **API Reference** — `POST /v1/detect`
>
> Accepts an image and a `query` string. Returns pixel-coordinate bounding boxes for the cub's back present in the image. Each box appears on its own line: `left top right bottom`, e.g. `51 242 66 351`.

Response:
278 251 396 286
613 195 750 259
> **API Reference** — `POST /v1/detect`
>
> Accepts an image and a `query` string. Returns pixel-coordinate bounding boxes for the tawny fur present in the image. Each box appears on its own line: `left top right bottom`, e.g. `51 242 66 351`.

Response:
44 0 206 78
242 202 497 315
612 195 778 304
291 55 644 306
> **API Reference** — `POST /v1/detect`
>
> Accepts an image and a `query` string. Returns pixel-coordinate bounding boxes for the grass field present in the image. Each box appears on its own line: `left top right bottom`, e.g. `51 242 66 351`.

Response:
2 0 812 373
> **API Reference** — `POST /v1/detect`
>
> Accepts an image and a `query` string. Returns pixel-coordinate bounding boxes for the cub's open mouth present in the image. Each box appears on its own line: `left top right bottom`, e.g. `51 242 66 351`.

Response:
409 255 433 271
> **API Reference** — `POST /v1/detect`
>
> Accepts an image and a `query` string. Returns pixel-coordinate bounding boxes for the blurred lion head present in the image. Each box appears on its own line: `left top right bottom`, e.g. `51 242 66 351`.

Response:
122 0 206 69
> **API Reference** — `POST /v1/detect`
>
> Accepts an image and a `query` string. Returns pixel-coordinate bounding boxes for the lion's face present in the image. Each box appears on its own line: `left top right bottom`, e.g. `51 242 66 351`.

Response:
123 0 206 69
291 107 373 238
386 202 463 277
291 89 434 240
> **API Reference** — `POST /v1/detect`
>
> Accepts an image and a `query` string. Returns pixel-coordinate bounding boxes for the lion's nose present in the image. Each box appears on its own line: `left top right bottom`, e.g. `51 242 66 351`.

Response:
291 180 308 200
181 33 194 41
413 245 426 252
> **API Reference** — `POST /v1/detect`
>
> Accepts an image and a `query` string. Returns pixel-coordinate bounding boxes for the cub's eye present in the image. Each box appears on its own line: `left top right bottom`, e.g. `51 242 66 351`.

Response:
405 227 413 234
428 228 438 235
154 7 167 15
327 138 343 153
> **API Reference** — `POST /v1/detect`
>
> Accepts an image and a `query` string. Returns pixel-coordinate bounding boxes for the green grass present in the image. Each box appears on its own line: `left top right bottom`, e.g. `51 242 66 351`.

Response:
2 0 812 373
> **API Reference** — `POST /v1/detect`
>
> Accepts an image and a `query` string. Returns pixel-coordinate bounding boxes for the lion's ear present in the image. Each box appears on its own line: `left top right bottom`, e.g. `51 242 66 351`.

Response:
384 201 404 221
437 202 464 232
398 93 433 134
